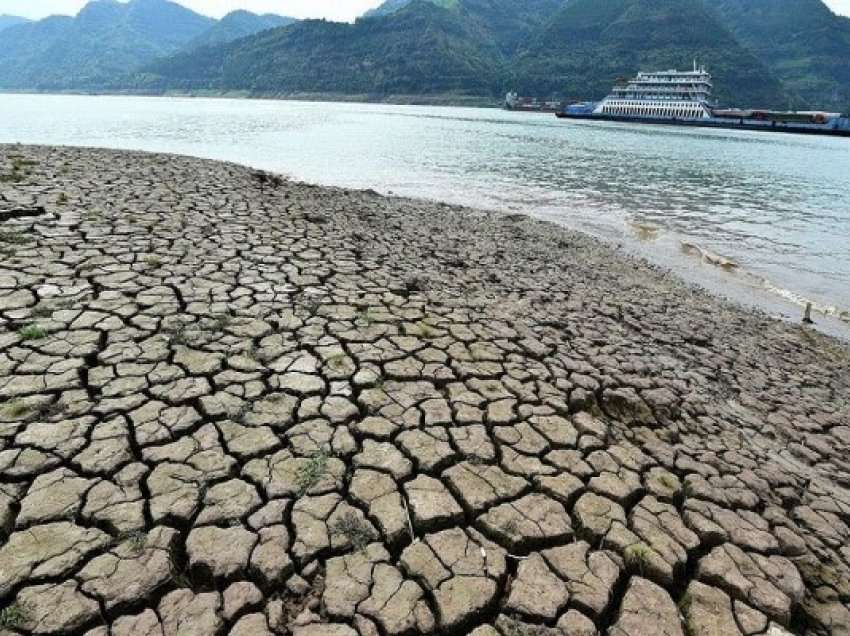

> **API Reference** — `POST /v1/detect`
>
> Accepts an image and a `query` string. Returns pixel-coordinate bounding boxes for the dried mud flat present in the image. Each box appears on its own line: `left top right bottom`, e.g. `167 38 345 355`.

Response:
0 145 849 636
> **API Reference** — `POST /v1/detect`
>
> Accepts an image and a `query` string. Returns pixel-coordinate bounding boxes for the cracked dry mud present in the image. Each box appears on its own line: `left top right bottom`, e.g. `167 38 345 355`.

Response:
0 145 849 636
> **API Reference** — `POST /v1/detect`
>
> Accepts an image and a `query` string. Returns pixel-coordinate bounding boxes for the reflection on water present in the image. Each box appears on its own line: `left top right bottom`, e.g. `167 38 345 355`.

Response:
1 93 848 323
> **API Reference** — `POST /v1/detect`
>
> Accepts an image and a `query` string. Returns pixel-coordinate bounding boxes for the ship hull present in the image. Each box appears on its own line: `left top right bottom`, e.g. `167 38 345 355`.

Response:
555 112 850 138
507 104 561 114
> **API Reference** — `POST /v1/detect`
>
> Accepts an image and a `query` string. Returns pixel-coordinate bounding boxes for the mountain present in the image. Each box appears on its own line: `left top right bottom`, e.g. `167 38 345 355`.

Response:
139 0 790 106
513 0 789 107
364 0 563 54
709 0 850 111
0 15 30 32
186 10 296 50
0 0 215 89
1 0 848 111
136 1 505 96
364 0 458 18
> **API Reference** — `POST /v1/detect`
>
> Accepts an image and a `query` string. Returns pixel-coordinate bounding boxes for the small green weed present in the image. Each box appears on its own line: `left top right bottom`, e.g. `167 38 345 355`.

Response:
0 230 27 245
409 321 440 339
165 324 193 346
18 324 47 341
296 450 329 496
1 400 32 419
331 512 373 552
30 304 54 319
0 602 28 628
210 312 233 331
326 353 348 370
499 518 520 538
624 543 653 575
121 531 148 554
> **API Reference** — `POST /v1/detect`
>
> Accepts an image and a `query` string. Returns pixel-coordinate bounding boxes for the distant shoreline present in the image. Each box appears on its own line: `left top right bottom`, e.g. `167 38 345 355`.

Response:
0 88 503 109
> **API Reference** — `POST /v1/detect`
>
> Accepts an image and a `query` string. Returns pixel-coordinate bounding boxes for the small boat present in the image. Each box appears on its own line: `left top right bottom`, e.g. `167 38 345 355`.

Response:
505 92 564 113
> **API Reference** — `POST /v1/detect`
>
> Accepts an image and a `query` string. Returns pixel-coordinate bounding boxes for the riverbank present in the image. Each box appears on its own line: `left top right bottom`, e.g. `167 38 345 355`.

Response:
0 88 502 108
1 145 848 636
4 94 847 333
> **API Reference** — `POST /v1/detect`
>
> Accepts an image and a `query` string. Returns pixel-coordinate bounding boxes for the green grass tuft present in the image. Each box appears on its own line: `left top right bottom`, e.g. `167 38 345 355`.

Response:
0 230 28 245
295 449 330 496
18 324 47 341
0 602 28 628
1 400 32 419
624 542 653 576
331 512 373 552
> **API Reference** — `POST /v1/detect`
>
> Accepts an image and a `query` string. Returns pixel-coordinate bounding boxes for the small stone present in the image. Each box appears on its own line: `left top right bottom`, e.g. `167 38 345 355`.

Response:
223 581 263 620
682 581 743 636
477 493 571 550
610 577 684 636
250 525 294 585
404 475 463 530
111 609 163 636
556 609 599 635
158 589 223 636
505 553 569 619
79 526 177 610
292 625 358 636
442 461 527 513
230 613 274 636
186 526 257 579
0 522 110 596
573 492 626 539
542 542 620 618
15 581 99 634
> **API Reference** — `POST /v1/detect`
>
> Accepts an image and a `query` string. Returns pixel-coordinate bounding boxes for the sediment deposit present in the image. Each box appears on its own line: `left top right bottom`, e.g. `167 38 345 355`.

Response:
1 145 849 636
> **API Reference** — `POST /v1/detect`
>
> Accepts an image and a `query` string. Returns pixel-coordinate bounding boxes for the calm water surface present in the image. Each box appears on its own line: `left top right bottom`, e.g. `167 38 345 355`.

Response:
2 94 849 331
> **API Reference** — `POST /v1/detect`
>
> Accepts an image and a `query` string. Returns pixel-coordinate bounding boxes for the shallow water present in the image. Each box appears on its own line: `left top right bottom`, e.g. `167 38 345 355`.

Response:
1 93 849 331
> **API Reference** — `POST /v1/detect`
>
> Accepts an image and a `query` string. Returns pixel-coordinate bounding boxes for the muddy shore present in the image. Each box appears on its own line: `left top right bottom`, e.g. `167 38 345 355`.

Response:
1 145 849 636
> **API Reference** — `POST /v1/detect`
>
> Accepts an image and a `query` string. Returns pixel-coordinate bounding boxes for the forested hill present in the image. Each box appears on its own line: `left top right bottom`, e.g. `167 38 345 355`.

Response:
1 0 849 111
710 0 850 110
0 0 214 89
0 15 30 32
0 0 295 91
185 10 296 50
134 0 789 108
512 0 789 108
137 2 505 97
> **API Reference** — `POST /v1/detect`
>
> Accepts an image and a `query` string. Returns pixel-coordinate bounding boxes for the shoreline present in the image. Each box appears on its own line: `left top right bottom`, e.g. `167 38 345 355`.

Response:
3 92 847 337
0 87 503 109
1 145 849 636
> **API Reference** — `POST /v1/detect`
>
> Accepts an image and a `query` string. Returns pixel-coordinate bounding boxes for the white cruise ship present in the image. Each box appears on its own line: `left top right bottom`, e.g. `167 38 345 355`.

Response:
557 64 850 137
593 65 713 120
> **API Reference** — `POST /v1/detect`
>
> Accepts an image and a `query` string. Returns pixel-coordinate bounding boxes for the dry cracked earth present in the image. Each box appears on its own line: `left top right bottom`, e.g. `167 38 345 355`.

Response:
0 145 849 636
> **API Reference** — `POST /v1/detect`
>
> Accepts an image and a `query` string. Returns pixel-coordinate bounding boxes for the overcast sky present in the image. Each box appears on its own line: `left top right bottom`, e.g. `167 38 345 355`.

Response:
2 0 849 21
0 0 383 21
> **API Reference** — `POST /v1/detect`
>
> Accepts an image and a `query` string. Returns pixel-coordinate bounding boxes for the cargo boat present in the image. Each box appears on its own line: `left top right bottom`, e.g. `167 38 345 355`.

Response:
505 92 564 113
557 66 850 137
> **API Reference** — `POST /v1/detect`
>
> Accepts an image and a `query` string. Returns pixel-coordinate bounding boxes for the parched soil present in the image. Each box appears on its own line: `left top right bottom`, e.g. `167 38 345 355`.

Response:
0 145 849 636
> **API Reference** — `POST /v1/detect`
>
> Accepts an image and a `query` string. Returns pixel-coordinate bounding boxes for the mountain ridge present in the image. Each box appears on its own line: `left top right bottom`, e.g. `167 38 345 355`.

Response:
0 0 296 90
512 0 789 107
0 0 848 112
709 0 850 109
134 0 795 108
0 14 30 32
186 10 296 50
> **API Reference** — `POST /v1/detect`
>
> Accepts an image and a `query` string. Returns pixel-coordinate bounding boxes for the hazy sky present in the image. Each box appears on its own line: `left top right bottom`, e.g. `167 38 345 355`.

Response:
2 0 850 21
0 0 385 21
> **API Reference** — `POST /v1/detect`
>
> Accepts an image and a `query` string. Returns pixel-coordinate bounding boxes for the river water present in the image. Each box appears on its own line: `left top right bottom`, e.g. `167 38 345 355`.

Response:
1 93 848 334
